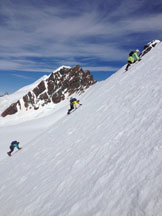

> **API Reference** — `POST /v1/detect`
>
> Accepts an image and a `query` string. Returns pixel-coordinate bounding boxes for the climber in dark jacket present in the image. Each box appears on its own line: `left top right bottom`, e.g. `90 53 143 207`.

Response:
7 140 22 156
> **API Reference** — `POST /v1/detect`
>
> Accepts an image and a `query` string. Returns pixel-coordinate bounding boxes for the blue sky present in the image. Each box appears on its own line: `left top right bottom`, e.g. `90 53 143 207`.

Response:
0 0 162 94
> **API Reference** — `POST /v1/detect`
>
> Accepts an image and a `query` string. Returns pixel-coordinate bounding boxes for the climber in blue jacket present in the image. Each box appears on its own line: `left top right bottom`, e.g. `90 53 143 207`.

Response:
7 140 22 156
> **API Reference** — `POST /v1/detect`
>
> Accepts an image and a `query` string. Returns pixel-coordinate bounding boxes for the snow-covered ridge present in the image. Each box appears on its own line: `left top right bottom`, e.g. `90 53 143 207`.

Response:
147 39 160 46
53 65 71 73
16 75 49 94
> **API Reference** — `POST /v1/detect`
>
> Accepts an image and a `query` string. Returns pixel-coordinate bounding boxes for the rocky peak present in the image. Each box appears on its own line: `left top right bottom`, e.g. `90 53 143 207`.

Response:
140 40 161 57
1 65 96 117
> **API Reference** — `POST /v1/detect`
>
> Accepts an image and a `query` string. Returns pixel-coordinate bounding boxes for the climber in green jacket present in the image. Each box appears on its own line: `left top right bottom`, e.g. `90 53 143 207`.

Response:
125 49 140 71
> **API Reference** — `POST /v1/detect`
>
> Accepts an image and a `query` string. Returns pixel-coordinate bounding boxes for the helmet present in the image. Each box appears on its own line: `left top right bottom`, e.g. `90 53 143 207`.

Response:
136 49 139 53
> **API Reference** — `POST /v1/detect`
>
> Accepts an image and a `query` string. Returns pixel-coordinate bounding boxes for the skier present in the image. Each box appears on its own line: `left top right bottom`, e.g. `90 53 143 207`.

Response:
7 140 22 156
125 49 140 71
67 97 81 115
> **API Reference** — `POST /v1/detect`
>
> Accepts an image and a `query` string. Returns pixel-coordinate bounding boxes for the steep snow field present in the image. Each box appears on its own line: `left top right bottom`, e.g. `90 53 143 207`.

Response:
1 43 162 216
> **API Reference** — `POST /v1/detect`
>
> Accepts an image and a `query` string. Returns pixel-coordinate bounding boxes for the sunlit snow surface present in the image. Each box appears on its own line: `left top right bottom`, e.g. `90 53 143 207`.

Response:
1 43 162 216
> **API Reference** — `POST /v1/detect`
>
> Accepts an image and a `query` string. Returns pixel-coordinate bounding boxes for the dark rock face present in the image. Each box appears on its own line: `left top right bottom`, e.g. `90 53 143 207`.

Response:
1 102 20 117
140 40 161 57
33 81 46 97
1 65 96 117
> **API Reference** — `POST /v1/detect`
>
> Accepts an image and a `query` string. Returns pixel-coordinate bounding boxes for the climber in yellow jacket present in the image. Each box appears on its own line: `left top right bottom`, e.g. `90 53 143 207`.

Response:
67 97 81 115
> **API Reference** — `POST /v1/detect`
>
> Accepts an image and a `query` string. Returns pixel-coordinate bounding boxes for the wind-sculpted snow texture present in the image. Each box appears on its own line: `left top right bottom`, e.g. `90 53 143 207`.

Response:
1 65 96 117
0 41 162 216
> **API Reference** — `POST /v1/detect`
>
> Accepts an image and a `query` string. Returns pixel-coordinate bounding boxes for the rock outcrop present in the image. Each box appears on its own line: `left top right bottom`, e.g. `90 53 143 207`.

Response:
140 40 161 57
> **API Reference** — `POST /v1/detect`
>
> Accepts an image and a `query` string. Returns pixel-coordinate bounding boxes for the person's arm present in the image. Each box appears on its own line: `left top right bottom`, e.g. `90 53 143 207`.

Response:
133 52 139 60
16 142 22 150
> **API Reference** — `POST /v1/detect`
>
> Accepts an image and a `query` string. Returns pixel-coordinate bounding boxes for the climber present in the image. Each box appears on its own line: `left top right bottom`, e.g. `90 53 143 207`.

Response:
67 97 81 115
125 49 140 71
7 140 22 156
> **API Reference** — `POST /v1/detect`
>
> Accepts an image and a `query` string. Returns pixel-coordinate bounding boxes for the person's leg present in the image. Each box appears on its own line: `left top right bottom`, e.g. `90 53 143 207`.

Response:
67 104 74 114
8 146 14 155
70 104 74 111
125 61 131 71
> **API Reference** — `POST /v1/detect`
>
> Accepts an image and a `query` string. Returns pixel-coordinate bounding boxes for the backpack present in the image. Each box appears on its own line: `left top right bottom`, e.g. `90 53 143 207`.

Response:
129 51 134 56
71 98 77 102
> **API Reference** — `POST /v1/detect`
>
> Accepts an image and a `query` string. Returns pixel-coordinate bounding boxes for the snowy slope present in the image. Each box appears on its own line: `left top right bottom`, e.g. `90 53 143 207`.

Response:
1 42 162 216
